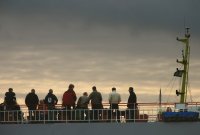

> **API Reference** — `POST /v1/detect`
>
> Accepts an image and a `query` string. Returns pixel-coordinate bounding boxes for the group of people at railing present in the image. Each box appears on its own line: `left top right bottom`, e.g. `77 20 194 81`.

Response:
0 88 23 122
0 84 138 123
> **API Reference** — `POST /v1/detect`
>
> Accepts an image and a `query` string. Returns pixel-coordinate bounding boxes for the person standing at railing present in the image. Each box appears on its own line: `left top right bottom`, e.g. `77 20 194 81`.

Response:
3 88 22 122
4 88 16 108
37 99 48 120
62 84 77 109
88 86 103 121
25 89 39 120
77 92 89 109
62 84 77 120
44 89 58 121
108 87 121 122
76 92 89 120
127 87 137 122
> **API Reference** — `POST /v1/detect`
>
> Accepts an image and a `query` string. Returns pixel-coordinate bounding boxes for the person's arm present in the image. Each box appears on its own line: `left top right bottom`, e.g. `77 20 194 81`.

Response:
99 93 102 102
73 91 77 101
54 95 58 104
36 95 39 105
44 95 48 104
76 97 82 108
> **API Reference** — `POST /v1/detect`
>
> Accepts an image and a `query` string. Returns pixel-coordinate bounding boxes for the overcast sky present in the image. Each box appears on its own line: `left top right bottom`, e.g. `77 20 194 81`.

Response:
0 0 200 104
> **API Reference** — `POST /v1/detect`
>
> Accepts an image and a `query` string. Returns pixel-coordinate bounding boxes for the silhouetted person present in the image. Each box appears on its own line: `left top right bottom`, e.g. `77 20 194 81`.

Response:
37 99 48 120
44 89 58 110
88 86 103 121
77 92 89 109
4 88 16 107
77 92 89 120
109 87 121 109
62 84 77 110
108 87 121 122
25 89 39 120
44 89 58 121
62 84 77 121
127 87 137 122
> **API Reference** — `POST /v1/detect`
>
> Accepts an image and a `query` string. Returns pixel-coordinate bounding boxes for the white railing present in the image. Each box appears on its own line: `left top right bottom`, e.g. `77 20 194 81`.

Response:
0 109 151 123
1 102 200 124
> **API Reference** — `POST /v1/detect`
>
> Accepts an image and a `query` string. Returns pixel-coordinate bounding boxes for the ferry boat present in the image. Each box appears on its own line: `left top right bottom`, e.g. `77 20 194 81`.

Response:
1 28 200 135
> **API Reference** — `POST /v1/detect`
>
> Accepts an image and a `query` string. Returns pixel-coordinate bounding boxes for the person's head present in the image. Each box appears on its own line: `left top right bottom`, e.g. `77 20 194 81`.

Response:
68 84 74 90
39 99 44 104
83 92 88 96
49 89 53 94
129 87 134 93
92 86 97 91
112 87 116 92
8 88 13 92
31 89 35 93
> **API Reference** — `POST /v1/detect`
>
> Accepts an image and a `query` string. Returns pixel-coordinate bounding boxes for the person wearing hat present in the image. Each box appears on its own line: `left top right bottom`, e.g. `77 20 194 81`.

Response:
127 87 137 122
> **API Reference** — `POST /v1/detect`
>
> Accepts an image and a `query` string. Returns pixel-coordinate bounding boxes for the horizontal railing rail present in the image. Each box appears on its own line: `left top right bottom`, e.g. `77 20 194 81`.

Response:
1 102 200 124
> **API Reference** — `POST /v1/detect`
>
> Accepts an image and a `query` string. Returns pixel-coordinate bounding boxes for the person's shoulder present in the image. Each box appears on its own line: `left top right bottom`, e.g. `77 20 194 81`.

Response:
97 91 101 94
90 91 94 95
89 92 94 97
72 90 76 94
26 92 31 96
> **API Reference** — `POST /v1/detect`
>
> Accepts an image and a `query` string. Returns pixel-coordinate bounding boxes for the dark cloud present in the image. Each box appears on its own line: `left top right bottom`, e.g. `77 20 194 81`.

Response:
1 0 200 32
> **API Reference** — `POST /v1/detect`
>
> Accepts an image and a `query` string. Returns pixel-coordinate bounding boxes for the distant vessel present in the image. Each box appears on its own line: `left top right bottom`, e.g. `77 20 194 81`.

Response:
1 28 200 135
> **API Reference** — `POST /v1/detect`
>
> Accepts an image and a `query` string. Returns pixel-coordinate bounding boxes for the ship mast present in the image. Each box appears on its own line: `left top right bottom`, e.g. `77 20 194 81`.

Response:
175 28 190 103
